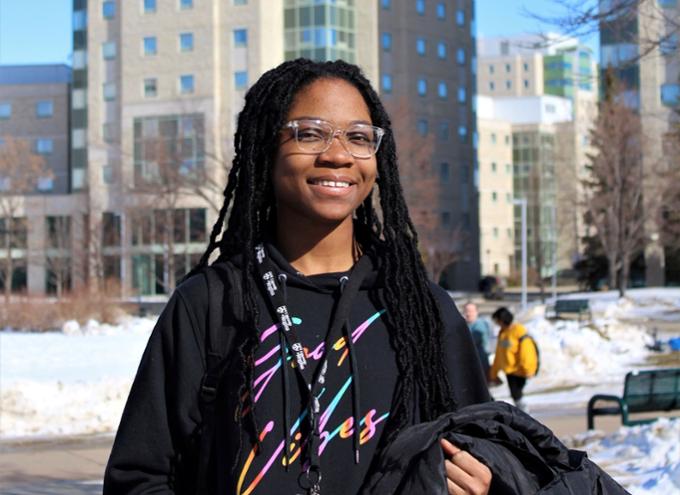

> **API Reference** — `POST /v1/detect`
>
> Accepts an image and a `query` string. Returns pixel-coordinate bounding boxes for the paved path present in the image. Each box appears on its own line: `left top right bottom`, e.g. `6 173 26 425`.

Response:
0 405 630 494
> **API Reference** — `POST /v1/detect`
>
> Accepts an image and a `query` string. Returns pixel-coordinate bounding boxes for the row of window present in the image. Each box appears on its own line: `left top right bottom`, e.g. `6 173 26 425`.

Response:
486 191 515 203
411 118 469 143
487 62 531 74
487 162 512 174
381 0 466 25
97 71 249 102
381 33 466 64
0 100 54 120
485 227 513 239
381 76 467 102
487 80 531 91
136 29 247 57
75 1 248 30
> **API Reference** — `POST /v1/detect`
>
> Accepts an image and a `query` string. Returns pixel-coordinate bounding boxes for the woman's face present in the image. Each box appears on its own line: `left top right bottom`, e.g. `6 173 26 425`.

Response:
272 78 378 227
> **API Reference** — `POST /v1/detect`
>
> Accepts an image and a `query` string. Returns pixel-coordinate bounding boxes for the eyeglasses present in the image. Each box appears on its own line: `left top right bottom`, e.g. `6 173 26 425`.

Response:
283 119 385 159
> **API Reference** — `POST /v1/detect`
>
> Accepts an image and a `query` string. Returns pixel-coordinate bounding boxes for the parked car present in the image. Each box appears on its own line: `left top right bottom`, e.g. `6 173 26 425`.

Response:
479 275 504 300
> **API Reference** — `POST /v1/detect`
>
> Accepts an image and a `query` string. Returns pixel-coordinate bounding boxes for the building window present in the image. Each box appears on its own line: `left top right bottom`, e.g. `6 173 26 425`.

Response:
36 100 54 118
103 82 117 101
180 0 193 9
506 192 512 203
493 227 499 238
382 74 393 93
180 32 194 51
661 83 680 106
72 89 86 109
382 32 392 51
437 42 447 59
417 78 427 96
506 163 511 173
436 2 446 18
491 162 497 172
458 125 467 142
439 121 450 140
144 36 157 55
438 81 448 99
660 33 678 55
102 41 116 60
73 10 87 30
456 47 465 64
441 212 451 228
382 0 391 8
489 81 495 91
73 50 87 69
234 71 248 90
505 63 511 72
416 0 425 15
492 191 498 202
505 80 512 89
234 0 248 4
523 62 529 71
144 0 156 13
440 162 450 183
491 133 497 144
458 87 466 103
35 139 53 155
103 1 115 19
180 75 195 94
0 102 11 120
37 177 54 192
144 78 158 97
417 119 428 136
72 129 86 149
456 9 464 25
233 28 248 47
524 79 529 89
416 37 426 56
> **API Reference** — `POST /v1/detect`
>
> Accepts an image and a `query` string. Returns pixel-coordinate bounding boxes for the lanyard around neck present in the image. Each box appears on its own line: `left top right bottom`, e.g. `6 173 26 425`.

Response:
253 243 370 493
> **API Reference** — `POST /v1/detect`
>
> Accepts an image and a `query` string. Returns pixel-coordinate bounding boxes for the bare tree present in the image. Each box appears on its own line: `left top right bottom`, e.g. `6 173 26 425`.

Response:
583 75 646 296
0 136 51 301
527 0 678 63
44 215 72 298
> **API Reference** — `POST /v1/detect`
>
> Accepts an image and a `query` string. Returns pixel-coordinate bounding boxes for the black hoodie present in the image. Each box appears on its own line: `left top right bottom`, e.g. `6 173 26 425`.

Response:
104 244 490 494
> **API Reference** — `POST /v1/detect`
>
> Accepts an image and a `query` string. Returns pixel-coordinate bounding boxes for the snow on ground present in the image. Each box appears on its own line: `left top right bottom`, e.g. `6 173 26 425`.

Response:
0 316 155 437
565 418 680 494
1 288 679 493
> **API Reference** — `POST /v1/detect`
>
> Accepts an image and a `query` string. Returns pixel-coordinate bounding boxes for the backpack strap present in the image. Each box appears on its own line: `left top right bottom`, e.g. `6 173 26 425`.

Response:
196 263 242 495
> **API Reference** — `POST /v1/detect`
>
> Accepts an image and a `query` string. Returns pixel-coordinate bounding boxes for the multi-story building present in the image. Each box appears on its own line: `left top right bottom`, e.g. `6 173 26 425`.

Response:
600 0 680 285
477 35 597 277
0 64 85 295
68 0 382 296
379 0 479 289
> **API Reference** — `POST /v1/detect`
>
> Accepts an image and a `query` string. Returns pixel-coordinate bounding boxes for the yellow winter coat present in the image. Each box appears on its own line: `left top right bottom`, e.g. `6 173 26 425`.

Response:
489 322 537 379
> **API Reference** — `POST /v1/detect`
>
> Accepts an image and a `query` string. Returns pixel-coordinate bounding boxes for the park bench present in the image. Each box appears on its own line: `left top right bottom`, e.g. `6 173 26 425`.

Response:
553 298 591 321
586 368 680 429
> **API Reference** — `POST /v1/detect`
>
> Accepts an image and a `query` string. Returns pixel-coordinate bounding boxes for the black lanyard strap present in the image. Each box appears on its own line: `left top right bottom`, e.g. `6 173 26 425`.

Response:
253 244 372 493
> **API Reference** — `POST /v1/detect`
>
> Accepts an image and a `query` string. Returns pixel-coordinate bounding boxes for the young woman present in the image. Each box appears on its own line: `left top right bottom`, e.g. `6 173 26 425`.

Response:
104 59 491 495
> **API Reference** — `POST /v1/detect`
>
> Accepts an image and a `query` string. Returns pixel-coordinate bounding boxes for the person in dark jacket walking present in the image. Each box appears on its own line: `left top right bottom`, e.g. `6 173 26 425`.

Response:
103 59 492 495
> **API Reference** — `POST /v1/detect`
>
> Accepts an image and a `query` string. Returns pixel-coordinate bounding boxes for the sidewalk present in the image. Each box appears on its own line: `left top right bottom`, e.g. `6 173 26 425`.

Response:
0 408 630 494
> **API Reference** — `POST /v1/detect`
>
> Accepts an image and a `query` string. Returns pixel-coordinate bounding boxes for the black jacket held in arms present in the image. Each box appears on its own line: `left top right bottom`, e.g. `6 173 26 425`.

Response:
360 401 630 495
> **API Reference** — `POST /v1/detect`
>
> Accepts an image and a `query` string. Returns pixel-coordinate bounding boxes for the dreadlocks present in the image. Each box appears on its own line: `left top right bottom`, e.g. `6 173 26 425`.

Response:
185 58 457 455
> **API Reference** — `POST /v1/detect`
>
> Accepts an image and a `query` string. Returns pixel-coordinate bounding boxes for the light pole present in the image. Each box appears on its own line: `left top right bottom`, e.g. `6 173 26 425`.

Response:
513 198 528 312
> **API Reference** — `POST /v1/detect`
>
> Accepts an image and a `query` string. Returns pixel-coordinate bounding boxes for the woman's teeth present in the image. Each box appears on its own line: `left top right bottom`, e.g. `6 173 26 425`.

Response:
314 180 350 188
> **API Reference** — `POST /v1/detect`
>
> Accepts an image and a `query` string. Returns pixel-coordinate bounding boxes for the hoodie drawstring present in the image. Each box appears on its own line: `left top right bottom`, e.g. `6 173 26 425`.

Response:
277 273 292 471
339 275 361 465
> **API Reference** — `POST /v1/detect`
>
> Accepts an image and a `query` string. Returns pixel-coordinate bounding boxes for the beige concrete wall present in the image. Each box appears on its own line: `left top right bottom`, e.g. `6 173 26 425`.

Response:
477 54 544 97
477 118 514 277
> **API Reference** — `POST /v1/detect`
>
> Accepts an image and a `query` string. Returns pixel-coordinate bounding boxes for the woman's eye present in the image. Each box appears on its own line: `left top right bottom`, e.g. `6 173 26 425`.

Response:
298 128 326 141
347 132 372 143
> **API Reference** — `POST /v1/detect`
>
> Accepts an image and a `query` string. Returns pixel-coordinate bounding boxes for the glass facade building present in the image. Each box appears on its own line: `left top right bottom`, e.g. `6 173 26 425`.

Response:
284 0 357 62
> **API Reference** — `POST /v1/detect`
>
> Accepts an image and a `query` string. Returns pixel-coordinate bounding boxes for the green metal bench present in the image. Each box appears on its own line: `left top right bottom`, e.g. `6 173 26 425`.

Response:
553 298 591 321
587 368 680 429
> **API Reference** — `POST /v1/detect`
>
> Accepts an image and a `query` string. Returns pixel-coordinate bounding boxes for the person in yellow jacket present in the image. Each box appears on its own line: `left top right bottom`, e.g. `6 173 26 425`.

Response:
489 307 537 411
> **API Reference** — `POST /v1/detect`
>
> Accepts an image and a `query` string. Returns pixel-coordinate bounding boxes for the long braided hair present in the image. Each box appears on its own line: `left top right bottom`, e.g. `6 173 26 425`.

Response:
185 58 456 455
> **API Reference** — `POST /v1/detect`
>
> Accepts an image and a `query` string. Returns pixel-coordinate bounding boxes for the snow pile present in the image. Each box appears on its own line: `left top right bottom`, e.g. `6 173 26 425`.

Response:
523 316 653 396
567 419 680 494
0 315 156 438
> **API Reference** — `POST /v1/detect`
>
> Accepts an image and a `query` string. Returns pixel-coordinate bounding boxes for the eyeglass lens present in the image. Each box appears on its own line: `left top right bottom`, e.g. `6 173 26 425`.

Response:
293 120 382 158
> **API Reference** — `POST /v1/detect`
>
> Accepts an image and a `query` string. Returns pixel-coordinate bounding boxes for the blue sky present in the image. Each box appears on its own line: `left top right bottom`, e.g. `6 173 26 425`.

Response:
0 0 597 65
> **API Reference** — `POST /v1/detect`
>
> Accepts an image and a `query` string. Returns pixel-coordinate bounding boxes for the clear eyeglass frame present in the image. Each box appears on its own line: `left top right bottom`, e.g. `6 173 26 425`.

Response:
283 118 385 159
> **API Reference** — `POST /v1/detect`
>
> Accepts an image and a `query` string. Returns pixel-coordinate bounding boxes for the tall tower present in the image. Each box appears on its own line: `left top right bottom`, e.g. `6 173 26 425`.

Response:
378 0 479 290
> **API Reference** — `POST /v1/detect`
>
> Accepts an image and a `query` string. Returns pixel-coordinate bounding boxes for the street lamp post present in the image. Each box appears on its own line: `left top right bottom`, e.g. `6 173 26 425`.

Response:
513 198 528 312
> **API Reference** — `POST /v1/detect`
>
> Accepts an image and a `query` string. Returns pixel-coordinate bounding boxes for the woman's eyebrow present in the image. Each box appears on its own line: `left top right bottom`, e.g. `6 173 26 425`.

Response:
288 116 373 126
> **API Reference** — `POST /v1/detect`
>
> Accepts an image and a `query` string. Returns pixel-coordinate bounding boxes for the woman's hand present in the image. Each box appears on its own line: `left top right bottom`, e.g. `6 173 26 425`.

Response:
441 438 492 495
